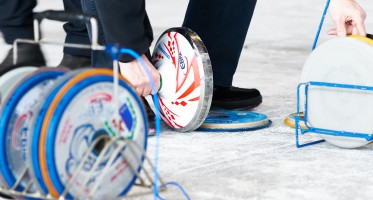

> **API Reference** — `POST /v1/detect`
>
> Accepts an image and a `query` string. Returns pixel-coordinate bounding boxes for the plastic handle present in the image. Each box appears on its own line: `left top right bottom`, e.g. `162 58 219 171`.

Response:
366 33 373 40
34 10 92 23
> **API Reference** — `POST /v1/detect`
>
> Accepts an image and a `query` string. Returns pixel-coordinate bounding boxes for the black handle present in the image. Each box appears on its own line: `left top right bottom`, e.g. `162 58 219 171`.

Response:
34 10 92 23
366 33 373 41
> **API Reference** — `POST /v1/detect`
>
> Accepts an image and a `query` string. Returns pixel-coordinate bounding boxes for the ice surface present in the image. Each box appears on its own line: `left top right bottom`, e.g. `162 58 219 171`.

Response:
1 0 373 199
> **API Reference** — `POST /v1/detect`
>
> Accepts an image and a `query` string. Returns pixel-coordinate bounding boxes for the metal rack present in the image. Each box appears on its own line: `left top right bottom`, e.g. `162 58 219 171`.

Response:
0 10 166 199
0 136 165 199
295 81 373 148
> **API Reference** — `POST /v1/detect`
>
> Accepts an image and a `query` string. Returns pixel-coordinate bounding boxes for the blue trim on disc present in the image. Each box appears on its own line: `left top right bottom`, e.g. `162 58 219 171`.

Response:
203 110 268 124
44 75 148 198
0 70 65 194
197 110 271 132
31 77 72 194
198 120 272 132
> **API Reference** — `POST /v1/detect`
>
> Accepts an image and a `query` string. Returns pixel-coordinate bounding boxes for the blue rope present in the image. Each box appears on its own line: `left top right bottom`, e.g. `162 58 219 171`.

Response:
106 45 190 200
312 0 331 51
157 182 191 200
116 48 161 199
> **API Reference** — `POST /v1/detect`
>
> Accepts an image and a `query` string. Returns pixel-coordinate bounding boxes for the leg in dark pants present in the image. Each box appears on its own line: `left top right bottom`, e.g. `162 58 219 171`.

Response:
62 0 91 58
0 0 92 71
0 0 91 57
59 0 93 69
0 0 44 75
183 0 262 109
182 0 257 87
80 0 113 68
0 0 35 43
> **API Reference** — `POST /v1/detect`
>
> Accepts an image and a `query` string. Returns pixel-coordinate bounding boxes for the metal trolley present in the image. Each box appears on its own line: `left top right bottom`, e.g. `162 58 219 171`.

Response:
0 10 166 199
295 81 373 148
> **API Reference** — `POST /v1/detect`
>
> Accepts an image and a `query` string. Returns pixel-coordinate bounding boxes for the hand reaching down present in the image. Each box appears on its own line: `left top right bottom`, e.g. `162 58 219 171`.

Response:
119 54 160 97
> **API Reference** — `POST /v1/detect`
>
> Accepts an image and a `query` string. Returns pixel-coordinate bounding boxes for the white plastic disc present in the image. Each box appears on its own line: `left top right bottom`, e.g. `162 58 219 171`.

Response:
300 37 373 148
152 27 213 132
0 67 38 105
27 69 86 194
0 67 37 188
37 70 148 199
0 68 67 193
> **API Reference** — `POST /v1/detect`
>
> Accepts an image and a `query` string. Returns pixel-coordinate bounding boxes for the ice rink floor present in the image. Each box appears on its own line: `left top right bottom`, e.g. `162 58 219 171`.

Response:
1 0 373 199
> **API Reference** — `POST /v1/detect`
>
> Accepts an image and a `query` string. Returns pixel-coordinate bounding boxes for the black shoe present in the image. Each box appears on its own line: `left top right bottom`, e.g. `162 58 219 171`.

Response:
0 43 45 75
58 54 91 69
212 85 262 110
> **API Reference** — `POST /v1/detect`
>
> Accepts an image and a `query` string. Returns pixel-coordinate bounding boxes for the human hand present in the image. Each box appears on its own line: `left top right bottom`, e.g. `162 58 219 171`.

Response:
119 54 160 97
328 0 366 36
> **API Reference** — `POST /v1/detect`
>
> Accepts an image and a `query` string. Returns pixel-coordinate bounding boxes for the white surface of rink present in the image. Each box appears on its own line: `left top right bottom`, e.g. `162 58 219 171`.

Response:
1 0 373 199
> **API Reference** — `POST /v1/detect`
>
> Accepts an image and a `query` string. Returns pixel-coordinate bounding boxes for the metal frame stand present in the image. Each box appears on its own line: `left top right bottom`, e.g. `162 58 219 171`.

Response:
0 10 166 199
295 81 373 148
0 136 165 199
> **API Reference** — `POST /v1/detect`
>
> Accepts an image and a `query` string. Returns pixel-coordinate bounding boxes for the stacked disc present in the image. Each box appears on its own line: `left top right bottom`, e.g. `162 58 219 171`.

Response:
151 27 213 132
299 35 373 148
0 67 40 195
0 67 66 195
0 67 148 199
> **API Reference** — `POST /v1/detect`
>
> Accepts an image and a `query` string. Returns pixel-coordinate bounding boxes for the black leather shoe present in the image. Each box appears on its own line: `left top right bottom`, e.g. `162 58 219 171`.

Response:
212 85 262 110
0 43 45 75
58 54 91 69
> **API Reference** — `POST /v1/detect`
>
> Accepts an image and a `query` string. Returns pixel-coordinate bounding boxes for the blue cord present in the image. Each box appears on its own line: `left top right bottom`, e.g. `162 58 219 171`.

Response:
312 0 331 51
106 45 190 200
157 182 191 200
116 48 161 199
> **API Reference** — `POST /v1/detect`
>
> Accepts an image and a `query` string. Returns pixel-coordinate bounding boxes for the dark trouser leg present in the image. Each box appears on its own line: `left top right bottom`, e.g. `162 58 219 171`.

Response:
59 0 97 69
80 0 112 68
62 0 91 58
182 0 256 87
0 0 45 75
0 0 35 43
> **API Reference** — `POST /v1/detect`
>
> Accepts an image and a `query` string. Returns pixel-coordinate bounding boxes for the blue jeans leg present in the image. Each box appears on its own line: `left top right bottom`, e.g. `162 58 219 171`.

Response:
80 0 113 68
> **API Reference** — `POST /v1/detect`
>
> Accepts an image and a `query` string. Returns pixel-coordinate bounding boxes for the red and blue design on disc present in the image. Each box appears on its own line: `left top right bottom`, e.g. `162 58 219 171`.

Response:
0 67 38 193
152 27 213 132
0 67 68 197
28 69 85 195
198 110 271 132
37 69 148 199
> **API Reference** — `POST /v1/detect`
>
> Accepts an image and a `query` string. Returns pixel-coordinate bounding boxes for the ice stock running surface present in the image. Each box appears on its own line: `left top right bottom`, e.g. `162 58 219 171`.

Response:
1 0 373 199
